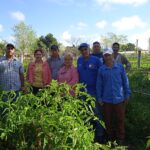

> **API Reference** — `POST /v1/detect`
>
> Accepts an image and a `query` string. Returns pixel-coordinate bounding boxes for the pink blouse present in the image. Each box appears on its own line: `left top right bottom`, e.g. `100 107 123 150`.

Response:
57 65 79 86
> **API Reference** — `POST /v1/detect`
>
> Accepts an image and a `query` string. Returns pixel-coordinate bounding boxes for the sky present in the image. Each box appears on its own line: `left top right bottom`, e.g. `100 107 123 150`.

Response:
0 0 150 49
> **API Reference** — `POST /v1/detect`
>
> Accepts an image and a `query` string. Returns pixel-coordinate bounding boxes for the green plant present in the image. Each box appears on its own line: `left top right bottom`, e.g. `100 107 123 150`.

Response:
0 81 101 149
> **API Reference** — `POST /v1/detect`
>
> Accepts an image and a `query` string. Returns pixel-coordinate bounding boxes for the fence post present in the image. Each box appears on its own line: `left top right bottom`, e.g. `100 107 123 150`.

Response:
137 49 141 68
136 39 141 68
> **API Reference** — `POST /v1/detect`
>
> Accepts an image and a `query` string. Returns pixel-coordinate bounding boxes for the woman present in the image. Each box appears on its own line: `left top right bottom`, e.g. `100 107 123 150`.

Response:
27 48 51 94
57 53 79 95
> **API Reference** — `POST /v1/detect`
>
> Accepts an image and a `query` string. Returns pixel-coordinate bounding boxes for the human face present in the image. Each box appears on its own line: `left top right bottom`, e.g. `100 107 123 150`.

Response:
112 44 119 54
34 51 43 61
80 47 90 58
6 46 15 58
64 55 73 68
93 44 101 53
51 50 59 58
103 53 113 65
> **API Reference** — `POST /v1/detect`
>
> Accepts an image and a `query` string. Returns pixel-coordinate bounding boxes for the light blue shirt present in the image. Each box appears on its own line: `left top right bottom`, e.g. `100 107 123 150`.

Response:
47 56 64 80
96 63 131 104
0 56 24 91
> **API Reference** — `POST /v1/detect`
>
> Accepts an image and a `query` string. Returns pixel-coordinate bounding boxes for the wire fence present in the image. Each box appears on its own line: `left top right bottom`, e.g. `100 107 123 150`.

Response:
124 53 150 97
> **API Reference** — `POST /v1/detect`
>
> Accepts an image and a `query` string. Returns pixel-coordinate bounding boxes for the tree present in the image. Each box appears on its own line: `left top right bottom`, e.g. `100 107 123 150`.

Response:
37 33 58 52
13 22 37 62
101 32 128 48
0 41 6 56
121 43 136 51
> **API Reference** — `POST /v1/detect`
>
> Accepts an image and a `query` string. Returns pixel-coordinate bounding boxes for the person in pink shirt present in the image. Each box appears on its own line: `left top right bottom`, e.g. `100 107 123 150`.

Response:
57 53 79 95
27 48 52 94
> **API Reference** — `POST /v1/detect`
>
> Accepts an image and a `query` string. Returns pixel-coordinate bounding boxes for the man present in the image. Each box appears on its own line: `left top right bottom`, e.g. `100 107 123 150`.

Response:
91 41 103 64
96 48 131 145
77 43 104 143
112 42 131 72
47 45 64 80
0 43 24 101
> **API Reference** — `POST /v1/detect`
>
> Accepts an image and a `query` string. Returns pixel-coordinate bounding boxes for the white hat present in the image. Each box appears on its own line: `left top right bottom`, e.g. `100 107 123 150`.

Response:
103 48 113 56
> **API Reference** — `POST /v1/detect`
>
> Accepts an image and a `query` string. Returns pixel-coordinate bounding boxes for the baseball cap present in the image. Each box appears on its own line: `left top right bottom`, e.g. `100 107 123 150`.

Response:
50 45 59 50
93 41 100 45
6 43 15 49
78 43 89 50
103 48 113 55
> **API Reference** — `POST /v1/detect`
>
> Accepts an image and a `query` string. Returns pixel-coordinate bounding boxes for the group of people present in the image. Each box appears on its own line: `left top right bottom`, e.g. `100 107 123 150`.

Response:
0 41 131 145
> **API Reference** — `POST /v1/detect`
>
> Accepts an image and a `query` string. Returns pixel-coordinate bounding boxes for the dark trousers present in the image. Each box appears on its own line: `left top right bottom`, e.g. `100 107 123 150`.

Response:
103 102 125 142
32 86 42 95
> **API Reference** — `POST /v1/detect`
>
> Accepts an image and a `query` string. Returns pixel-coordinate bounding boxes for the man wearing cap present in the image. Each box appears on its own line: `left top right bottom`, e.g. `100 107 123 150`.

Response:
91 41 103 64
77 43 104 143
0 43 24 100
96 48 131 145
112 42 131 72
47 45 64 80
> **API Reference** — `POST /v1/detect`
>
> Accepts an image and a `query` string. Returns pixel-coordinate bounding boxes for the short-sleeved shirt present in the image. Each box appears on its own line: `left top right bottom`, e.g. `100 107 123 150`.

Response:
47 56 64 80
0 56 24 91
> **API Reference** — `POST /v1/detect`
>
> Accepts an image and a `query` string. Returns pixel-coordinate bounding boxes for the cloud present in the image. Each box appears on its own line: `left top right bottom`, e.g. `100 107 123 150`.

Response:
77 22 88 30
60 31 72 46
62 31 72 41
11 11 25 21
112 16 147 31
7 36 16 43
130 28 150 49
95 0 148 6
96 20 107 29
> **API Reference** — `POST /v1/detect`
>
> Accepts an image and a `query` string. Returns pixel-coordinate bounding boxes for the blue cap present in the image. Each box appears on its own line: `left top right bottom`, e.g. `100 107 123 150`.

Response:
78 43 89 50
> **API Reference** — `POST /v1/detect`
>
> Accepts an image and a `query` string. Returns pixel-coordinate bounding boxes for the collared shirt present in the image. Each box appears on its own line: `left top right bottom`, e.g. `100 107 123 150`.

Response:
96 63 131 104
91 52 104 64
47 56 64 80
114 53 131 72
0 56 24 91
77 55 102 97
57 65 79 86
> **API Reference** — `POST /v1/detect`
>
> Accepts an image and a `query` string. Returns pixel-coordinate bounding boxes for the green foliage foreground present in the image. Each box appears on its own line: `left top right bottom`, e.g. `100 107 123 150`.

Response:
0 81 117 150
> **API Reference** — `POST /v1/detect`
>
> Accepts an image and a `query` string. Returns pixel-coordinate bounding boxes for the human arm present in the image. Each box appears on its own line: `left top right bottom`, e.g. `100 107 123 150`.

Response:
96 69 103 106
121 55 131 72
68 67 79 86
121 65 131 103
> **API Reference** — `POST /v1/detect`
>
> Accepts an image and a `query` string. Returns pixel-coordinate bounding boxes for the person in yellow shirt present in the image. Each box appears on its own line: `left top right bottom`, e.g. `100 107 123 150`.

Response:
27 49 52 94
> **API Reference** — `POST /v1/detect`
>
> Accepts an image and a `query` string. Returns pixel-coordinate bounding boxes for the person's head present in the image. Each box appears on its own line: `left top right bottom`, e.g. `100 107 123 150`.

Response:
78 43 90 58
112 42 120 54
50 45 59 58
6 43 15 58
92 41 101 53
34 48 44 61
64 53 73 68
103 48 113 65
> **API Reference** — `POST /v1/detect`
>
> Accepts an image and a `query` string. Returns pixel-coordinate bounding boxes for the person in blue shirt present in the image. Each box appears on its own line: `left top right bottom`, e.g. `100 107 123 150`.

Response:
91 41 103 64
96 48 131 145
77 43 104 143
